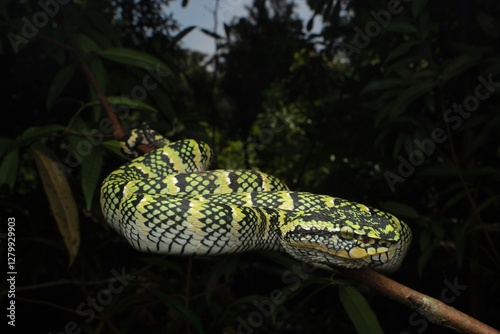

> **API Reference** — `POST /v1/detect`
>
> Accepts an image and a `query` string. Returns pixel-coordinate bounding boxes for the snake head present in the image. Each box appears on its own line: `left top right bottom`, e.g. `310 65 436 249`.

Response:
280 202 412 274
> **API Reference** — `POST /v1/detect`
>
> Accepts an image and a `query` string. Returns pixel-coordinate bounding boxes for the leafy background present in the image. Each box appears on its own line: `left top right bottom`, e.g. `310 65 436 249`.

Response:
0 0 499 333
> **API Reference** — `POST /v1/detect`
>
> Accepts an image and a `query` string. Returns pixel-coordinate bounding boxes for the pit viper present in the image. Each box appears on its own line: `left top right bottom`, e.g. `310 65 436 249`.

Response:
100 125 411 273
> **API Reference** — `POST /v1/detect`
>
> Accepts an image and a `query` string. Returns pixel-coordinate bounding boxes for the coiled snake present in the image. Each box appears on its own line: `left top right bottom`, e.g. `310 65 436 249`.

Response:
100 125 411 273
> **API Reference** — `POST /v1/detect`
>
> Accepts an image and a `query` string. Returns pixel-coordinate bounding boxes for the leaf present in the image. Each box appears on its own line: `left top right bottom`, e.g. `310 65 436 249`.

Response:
168 26 196 47
0 148 19 189
86 96 159 114
149 287 204 333
200 28 222 40
46 64 76 110
441 54 480 82
20 124 67 145
32 148 80 266
76 33 101 54
360 78 406 95
380 201 419 219
476 11 499 38
384 22 418 34
149 89 175 119
338 285 384 334
0 138 14 156
101 140 125 157
390 81 435 118
98 48 172 78
385 41 419 63
81 147 104 211
88 57 107 121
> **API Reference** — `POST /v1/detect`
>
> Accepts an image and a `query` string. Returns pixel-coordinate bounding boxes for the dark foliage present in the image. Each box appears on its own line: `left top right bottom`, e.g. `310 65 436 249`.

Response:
0 0 499 333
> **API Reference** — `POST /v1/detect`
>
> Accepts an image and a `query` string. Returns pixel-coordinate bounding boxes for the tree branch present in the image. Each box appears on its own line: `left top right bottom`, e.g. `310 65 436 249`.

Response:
76 51 152 154
335 267 499 334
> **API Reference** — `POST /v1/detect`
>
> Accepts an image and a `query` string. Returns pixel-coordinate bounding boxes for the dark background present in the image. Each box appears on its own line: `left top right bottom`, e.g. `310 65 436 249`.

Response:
0 0 499 333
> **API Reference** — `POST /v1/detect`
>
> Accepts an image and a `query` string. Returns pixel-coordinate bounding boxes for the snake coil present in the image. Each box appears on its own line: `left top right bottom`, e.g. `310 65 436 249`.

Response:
100 125 411 273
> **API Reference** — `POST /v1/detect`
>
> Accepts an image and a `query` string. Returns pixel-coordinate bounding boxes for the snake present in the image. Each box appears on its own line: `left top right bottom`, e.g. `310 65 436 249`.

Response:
100 124 412 274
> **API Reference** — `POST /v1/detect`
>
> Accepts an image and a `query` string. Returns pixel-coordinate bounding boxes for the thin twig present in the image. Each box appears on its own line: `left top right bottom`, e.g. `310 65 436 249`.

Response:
76 48 152 154
336 267 500 334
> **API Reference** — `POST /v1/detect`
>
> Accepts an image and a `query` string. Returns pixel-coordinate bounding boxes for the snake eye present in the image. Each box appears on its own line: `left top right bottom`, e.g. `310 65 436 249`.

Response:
340 226 354 240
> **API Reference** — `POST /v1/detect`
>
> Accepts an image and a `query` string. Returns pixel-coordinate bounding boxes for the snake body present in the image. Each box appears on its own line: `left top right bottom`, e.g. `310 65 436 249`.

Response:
100 128 411 273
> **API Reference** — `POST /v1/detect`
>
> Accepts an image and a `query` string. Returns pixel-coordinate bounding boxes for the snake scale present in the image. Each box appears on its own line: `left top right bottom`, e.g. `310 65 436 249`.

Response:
100 125 411 273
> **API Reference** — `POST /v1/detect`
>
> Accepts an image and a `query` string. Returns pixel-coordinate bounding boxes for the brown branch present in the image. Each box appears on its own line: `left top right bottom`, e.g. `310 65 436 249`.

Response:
79 58 124 139
77 52 153 154
335 267 500 334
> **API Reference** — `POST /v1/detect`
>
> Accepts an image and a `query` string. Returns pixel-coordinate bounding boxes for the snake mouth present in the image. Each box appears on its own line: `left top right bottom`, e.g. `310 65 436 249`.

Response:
282 219 412 273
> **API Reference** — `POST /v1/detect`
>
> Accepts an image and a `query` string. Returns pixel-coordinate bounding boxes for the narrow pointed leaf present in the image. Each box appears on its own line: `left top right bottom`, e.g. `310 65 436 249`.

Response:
46 64 76 110
86 96 159 114
20 124 67 145
98 48 172 78
81 147 104 211
339 285 384 334
0 148 19 189
32 148 80 266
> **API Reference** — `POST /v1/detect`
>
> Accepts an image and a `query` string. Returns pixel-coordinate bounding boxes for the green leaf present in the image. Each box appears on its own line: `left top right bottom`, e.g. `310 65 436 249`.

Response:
81 147 104 211
20 124 67 145
476 11 499 38
391 81 435 118
385 22 418 34
0 148 19 189
149 89 175 119
0 138 15 156
339 285 384 334
441 54 480 82
149 287 204 334
101 140 125 157
380 201 419 219
385 41 419 63
360 78 406 95
76 33 101 54
98 48 173 78
32 148 80 266
86 96 159 114
88 57 107 121
46 64 76 110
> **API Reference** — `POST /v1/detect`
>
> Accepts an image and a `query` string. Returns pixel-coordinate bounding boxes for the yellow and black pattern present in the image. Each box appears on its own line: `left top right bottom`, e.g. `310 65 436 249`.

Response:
101 127 412 273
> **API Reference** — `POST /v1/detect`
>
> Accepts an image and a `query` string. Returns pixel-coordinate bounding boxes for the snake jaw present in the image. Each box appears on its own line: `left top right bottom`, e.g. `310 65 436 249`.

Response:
280 208 412 274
